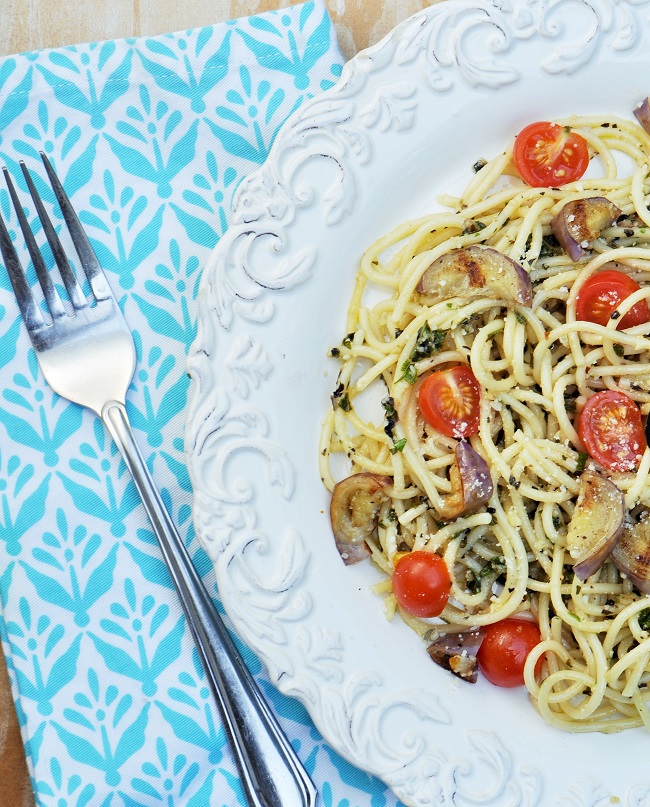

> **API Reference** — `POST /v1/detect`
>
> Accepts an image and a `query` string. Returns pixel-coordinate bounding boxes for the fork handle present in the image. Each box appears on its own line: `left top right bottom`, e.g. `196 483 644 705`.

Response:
102 401 318 807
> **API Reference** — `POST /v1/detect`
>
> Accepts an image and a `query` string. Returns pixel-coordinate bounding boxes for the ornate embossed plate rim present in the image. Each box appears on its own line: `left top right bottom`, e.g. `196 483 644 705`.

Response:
186 2 650 805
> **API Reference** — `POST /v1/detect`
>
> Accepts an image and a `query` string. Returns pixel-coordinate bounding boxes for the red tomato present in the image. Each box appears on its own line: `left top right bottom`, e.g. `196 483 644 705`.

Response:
392 551 451 618
477 618 542 688
577 390 645 473
418 365 480 439
576 269 650 330
513 121 590 187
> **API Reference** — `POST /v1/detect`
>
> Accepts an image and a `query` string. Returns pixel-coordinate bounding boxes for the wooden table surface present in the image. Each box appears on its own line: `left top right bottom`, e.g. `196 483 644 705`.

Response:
0 1 434 804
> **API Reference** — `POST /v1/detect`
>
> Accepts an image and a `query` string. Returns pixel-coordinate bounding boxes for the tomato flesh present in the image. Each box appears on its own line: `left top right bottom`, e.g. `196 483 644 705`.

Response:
513 121 590 187
576 269 650 330
477 618 542 688
577 390 645 473
417 365 481 439
392 551 451 618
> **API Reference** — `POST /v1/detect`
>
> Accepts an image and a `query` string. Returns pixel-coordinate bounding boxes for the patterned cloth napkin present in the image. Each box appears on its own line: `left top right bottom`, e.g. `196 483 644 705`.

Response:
0 3 405 805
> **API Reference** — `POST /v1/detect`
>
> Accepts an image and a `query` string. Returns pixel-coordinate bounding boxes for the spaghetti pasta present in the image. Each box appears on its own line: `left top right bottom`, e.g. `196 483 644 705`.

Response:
320 113 650 732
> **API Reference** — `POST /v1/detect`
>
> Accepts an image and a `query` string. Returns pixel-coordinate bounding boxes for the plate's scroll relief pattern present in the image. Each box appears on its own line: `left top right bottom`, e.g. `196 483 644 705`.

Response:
186 1 650 805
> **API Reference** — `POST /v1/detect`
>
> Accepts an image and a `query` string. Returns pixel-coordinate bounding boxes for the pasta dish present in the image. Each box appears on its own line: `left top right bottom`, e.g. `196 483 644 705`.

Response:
319 106 650 733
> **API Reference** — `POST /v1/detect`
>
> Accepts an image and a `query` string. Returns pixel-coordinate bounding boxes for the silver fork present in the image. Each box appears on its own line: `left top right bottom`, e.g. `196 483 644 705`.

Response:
0 153 317 807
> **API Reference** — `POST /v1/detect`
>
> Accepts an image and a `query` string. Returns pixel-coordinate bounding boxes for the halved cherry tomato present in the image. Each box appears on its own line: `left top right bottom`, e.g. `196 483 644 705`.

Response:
513 121 590 187
577 390 645 473
418 365 480 439
477 618 542 688
392 551 451 618
576 269 650 330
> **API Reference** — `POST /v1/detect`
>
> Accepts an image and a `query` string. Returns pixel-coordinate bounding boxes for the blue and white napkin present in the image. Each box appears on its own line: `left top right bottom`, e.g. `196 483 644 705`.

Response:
0 3 405 804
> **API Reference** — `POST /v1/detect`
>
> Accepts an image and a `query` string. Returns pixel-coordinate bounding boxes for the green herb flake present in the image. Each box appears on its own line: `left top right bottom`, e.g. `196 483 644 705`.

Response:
342 332 354 349
539 233 562 258
479 556 506 579
330 383 344 410
575 452 588 472
613 344 625 357
398 360 418 385
382 396 398 439
462 219 487 235
639 608 650 631
410 323 447 363
515 311 527 325
390 438 407 454
338 393 351 412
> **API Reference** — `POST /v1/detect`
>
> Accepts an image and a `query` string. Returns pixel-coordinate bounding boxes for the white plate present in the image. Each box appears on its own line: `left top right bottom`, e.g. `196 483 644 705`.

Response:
185 2 650 804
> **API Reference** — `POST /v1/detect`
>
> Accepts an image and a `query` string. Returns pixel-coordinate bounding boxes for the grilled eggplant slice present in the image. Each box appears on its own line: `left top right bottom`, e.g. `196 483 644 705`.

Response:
418 246 532 307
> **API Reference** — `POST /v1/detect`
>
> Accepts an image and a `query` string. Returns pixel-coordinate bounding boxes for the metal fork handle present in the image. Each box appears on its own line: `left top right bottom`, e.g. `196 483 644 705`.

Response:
102 401 317 807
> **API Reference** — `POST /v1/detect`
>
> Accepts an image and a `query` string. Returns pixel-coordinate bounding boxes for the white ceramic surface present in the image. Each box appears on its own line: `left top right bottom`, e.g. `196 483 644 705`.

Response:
185 2 650 804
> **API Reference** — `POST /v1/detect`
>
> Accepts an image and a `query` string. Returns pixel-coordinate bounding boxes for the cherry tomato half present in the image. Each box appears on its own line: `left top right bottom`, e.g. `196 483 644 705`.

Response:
418 365 481 439
513 121 590 187
577 390 645 473
477 618 542 688
576 269 650 330
392 551 451 618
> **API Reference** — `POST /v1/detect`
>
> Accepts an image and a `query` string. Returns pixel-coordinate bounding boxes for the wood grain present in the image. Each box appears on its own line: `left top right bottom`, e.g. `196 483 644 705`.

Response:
0 0 434 60
0 1 434 805
0 653 33 807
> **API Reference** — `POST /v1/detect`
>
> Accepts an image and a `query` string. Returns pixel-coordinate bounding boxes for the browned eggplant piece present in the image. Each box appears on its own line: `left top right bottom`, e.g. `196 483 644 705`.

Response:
417 246 532 307
438 441 493 520
551 197 621 261
634 98 650 135
612 510 650 593
330 473 391 565
566 471 625 580
427 628 483 683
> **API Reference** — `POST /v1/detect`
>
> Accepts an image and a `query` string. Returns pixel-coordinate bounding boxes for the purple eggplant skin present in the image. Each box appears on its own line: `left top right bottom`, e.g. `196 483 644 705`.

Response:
329 473 391 565
634 98 650 135
439 440 494 520
566 471 625 581
417 246 532 307
427 627 484 683
551 197 622 262
612 510 650 594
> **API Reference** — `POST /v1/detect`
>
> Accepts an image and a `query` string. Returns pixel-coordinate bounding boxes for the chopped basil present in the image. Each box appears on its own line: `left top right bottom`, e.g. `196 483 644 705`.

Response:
342 332 354 349
410 323 447 363
480 556 506 579
639 608 650 631
613 344 625 357
575 452 588 472
382 396 398 439
390 438 407 454
466 570 481 594
398 360 418 385
331 383 351 411
515 311 527 325
462 219 487 235
539 233 562 258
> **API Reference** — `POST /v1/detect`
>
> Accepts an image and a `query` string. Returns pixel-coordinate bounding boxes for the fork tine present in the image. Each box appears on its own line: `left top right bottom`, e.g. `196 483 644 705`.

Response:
3 168 67 321
20 159 87 311
40 152 111 303
0 204 46 332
